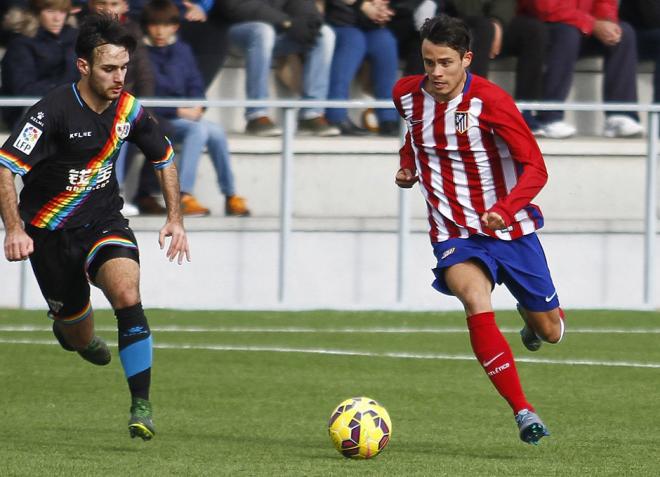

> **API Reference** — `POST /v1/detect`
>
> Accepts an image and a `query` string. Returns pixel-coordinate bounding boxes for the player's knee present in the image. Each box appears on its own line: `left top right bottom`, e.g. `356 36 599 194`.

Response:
535 319 562 344
108 286 140 310
455 286 491 313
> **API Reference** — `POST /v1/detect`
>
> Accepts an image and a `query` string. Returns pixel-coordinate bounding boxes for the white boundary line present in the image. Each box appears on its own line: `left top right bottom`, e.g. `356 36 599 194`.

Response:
0 338 659 369
1 325 660 334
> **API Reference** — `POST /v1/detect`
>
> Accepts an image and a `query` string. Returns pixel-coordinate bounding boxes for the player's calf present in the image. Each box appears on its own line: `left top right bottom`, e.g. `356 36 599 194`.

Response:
52 321 111 365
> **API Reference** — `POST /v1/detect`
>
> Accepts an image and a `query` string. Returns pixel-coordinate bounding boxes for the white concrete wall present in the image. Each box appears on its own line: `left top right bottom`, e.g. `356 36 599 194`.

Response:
1 229 658 311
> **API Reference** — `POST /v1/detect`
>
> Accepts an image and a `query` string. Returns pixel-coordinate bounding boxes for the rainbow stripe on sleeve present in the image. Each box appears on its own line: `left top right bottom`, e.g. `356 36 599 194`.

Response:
0 149 32 175
151 137 175 170
30 93 141 230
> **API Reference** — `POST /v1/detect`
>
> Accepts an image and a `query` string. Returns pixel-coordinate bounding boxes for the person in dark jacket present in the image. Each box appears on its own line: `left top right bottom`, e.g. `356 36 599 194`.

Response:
324 0 400 137
441 0 548 132
387 0 441 75
129 0 229 88
620 0 660 105
1 0 79 128
216 0 339 137
143 0 250 217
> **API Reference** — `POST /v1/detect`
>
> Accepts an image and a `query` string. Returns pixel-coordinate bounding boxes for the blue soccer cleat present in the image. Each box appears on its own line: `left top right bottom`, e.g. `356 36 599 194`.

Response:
515 409 550 445
517 304 542 352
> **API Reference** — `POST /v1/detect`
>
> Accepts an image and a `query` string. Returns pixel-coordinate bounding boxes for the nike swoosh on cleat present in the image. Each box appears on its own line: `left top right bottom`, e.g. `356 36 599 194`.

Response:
545 291 557 302
482 351 504 367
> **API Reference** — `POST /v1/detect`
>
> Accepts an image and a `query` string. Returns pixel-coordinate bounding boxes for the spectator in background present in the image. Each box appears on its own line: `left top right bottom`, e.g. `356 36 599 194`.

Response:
0 1 28 47
519 0 644 139
620 0 660 106
143 0 250 217
84 0 164 216
324 0 400 137
388 0 441 76
1 0 78 128
442 1 548 132
129 0 228 87
216 0 339 137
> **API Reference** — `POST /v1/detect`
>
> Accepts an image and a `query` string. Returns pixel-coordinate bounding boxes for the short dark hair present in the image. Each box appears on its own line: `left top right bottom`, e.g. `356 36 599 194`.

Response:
75 13 137 64
141 0 180 28
419 15 471 57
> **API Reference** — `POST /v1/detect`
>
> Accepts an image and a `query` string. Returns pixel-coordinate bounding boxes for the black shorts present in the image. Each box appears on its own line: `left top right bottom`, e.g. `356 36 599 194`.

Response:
26 213 140 323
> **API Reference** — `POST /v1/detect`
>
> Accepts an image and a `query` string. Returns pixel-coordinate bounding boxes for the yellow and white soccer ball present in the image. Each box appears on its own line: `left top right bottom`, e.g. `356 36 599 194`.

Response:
327 397 392 459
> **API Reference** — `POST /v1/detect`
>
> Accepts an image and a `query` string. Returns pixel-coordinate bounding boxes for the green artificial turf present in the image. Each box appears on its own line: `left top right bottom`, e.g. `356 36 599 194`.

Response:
0 309 658 476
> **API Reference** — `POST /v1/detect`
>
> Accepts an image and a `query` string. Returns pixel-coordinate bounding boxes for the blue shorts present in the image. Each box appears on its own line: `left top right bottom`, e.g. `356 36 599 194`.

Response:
431 233 559 312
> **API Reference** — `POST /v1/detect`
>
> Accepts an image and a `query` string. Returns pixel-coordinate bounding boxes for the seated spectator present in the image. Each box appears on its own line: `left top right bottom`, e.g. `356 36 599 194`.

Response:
129 0 228 87
620 0 660 106
442 0 548 132
142 0 250 217
519 0 644 139
215 0 340 137
82 0 162 216
1 0 78 128
324 0 400 137
388 0 440 76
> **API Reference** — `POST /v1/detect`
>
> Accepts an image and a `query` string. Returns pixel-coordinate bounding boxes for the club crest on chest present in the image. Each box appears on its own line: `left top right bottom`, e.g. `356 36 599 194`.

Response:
455 111 469 134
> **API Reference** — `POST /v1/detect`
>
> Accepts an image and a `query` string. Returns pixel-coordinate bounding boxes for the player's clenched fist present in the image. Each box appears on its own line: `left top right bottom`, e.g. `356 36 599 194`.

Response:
395 168 419 188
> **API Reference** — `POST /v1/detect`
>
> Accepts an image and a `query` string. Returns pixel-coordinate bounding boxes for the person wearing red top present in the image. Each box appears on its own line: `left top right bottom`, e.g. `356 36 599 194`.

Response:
518 0 643 138
393 15 565 445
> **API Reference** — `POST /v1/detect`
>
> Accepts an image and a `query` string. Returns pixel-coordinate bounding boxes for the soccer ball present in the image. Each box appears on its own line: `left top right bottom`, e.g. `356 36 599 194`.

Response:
327 397 392 459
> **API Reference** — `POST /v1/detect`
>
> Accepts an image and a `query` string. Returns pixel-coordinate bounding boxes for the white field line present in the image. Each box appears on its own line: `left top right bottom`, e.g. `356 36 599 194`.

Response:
1 325 660 334
0 338 659 369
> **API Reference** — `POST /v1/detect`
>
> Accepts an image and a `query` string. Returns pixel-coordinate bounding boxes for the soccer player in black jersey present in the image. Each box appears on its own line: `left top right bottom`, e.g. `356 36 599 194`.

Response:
0 13 190 441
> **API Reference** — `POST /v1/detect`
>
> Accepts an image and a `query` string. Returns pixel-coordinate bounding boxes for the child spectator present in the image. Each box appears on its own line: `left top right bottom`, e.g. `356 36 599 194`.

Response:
1 0 78 128
142 0 250 216
84 0 161 216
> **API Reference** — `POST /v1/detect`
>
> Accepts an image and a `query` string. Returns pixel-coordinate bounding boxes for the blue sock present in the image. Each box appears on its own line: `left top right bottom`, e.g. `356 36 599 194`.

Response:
115 303 151 400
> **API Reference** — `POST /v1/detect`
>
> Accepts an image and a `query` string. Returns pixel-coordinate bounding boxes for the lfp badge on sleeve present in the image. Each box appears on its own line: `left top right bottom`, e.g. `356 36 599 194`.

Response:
13 123 43 155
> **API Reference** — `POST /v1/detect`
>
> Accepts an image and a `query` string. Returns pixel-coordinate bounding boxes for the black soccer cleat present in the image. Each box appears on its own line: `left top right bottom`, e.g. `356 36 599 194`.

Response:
78 336 111 366
53 323 111 365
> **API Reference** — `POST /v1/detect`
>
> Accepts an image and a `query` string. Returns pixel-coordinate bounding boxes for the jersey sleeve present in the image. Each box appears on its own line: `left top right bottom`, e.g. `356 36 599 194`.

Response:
129 105 175 170
483 92 548 225
0 101 56 176
392 77 418 172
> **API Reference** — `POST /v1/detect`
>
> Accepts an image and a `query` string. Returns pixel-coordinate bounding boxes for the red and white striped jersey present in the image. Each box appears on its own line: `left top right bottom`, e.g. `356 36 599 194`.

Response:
393 73 548 242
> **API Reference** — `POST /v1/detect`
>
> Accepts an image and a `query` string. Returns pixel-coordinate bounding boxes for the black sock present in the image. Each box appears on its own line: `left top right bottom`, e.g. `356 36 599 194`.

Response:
115 303 152 401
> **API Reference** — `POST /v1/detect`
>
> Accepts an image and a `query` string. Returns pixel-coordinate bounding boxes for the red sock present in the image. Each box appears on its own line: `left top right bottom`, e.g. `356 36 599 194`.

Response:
467 312 533 414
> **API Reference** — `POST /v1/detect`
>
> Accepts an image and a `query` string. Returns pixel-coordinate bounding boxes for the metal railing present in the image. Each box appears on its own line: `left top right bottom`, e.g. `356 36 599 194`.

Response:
1 97 659 308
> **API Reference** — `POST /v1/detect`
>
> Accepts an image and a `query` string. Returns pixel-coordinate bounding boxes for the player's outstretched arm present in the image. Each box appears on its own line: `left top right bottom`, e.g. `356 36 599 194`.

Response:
0 167 33 261
155 164 190 264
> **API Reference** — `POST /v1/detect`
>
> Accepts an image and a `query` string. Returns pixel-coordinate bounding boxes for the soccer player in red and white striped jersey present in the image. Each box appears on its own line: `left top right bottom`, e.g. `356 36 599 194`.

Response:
393 15 566 445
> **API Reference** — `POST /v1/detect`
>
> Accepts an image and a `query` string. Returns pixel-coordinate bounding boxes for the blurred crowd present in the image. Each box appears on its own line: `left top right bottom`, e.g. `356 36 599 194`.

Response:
0 0 659 215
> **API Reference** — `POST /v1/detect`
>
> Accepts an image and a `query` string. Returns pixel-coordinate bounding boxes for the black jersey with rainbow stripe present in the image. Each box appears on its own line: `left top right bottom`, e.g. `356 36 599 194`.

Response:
0 83 174 230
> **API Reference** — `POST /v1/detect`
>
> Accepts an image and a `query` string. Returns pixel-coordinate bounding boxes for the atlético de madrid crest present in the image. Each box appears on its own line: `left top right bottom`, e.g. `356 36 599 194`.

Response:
115 121 131 139
455 111 469 134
